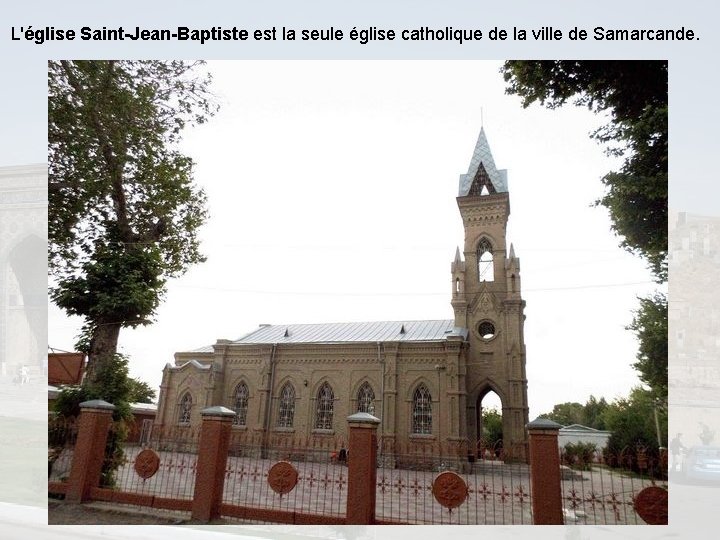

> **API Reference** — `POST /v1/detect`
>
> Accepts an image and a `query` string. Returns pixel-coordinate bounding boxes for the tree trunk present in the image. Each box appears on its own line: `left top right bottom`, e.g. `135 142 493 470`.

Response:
85 321 122 385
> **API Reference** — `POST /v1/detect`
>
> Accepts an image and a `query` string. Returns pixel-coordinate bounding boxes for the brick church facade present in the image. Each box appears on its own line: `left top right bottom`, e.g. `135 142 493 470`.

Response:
155 128 531 460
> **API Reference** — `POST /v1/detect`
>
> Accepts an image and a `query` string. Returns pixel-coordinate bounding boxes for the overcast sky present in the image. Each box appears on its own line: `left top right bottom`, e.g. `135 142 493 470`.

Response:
48 60 659 419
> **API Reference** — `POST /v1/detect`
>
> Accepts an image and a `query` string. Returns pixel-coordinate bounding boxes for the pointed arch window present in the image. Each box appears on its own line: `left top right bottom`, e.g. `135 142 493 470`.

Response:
412 384 432 435
356 382 375 415
277 383 296 428
233 382 249 426
315 382 335 430
477 238 494 282
178 392 192 425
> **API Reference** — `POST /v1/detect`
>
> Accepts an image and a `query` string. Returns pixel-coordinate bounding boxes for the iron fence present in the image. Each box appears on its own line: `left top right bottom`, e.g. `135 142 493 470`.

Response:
221 431 348 522
48 416 77 483
108 424 201 501
376 439 532 524
559 446 667 524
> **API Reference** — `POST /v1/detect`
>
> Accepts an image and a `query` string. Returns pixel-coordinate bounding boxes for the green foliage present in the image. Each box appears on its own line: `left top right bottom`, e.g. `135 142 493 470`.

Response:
601 387 666 473
127 378 157 404
52 354 155 487
539 402 584 426
481 407 503 445
562 441 598 470
583 395 609 431
48 60 217 384
629 293 668 398
502 61 667 281
50 245 164 329
502 61 668 402
539 396 609 429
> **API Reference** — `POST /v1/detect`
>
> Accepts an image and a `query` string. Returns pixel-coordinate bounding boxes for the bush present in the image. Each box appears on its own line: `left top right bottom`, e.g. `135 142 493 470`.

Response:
562 442 597 470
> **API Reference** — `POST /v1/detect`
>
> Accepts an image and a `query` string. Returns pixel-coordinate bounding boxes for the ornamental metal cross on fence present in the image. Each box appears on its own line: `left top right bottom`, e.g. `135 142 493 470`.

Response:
48 402 668 525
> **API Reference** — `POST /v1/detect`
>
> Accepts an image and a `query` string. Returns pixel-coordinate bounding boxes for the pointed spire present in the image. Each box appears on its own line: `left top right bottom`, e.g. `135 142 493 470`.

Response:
458 127 508 196
509 243 516 258
454 246 462 264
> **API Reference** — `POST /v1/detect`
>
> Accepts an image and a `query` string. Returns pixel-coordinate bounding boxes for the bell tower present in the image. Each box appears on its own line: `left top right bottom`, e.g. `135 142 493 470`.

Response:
451 127 529 461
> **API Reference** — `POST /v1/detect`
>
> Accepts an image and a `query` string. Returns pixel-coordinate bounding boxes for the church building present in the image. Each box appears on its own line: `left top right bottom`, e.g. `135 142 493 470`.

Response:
154 127 531 461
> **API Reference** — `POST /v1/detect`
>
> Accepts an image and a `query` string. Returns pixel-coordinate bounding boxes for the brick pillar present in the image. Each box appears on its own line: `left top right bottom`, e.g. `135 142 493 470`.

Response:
66 400 116 503
527 418 563 524
192 406 236 522
346 412 380 525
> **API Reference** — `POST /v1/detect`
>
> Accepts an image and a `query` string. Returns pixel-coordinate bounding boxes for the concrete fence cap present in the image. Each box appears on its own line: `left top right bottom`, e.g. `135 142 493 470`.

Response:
347 412 381 424
527 417 563 430
200 405 237 417
79 399 116 411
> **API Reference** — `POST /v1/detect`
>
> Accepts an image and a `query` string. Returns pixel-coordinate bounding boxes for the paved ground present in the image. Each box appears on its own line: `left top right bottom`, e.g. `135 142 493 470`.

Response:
48 499 188 525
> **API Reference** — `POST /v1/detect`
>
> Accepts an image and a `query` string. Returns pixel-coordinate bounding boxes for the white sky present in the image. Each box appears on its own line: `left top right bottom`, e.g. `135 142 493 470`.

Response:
48 60 659 420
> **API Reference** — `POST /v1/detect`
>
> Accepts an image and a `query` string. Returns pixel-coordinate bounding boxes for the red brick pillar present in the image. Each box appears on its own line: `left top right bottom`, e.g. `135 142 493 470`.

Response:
346 412 380 525
527 418 564 524
192 406 236 522
66 400 116 503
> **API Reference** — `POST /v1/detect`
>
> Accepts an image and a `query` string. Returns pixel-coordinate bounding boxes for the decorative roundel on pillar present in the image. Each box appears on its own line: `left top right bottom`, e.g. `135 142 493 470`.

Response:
267 461 299 495
633 486 668 525
432 471 469 510
134 448 161 479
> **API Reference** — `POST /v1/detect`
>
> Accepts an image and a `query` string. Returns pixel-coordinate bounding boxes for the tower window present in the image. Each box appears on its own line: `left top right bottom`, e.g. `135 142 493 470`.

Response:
479 321 496 340
477 238 494 282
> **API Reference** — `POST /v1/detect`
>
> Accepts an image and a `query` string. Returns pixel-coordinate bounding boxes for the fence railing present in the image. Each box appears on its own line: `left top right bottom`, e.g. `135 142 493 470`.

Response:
222 431 348 522
48 416 77 483
559 447 667 525
375 440 532 524
108 425 201 503
48 401 668 525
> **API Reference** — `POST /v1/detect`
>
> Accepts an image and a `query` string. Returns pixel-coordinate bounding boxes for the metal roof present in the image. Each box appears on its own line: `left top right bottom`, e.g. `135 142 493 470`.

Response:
458 127 508 195
214 320 466 345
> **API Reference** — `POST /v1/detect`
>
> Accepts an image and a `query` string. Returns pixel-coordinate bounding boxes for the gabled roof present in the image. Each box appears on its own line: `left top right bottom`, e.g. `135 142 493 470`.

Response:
560 424 610 434
196 320 467 347
47 352 85 385
458 127 508 196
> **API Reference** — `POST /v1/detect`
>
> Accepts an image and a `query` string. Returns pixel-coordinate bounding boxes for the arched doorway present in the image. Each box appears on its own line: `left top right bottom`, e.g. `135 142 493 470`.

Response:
6 235 47 370
476 388 503 460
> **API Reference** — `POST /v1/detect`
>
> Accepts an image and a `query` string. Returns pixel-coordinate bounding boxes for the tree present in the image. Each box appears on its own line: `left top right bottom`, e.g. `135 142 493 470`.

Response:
502 60 667 280
539 401 584 426
49 61 217 385
481 407 503 445
583 395 609 430
502 61 668 399
127 378 157 404
539 395 609 429
52 353 146 486
601 387 667 473
629 293 668 398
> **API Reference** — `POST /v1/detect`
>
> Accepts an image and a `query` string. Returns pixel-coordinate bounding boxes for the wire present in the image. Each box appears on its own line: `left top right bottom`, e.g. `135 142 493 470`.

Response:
170 280 656 296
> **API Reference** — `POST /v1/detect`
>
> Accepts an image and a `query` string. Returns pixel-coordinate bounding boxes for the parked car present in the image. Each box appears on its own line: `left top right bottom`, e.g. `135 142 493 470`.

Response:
682 446 720 482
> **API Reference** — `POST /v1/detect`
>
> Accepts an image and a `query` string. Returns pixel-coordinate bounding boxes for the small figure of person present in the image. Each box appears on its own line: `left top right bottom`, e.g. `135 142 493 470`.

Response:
338 445 348 464
20 365 29 385
699 423 715 446
670 433 685 472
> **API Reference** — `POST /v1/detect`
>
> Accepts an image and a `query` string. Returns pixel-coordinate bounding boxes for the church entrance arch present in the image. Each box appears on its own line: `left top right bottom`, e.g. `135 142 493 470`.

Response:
474 383 505 459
